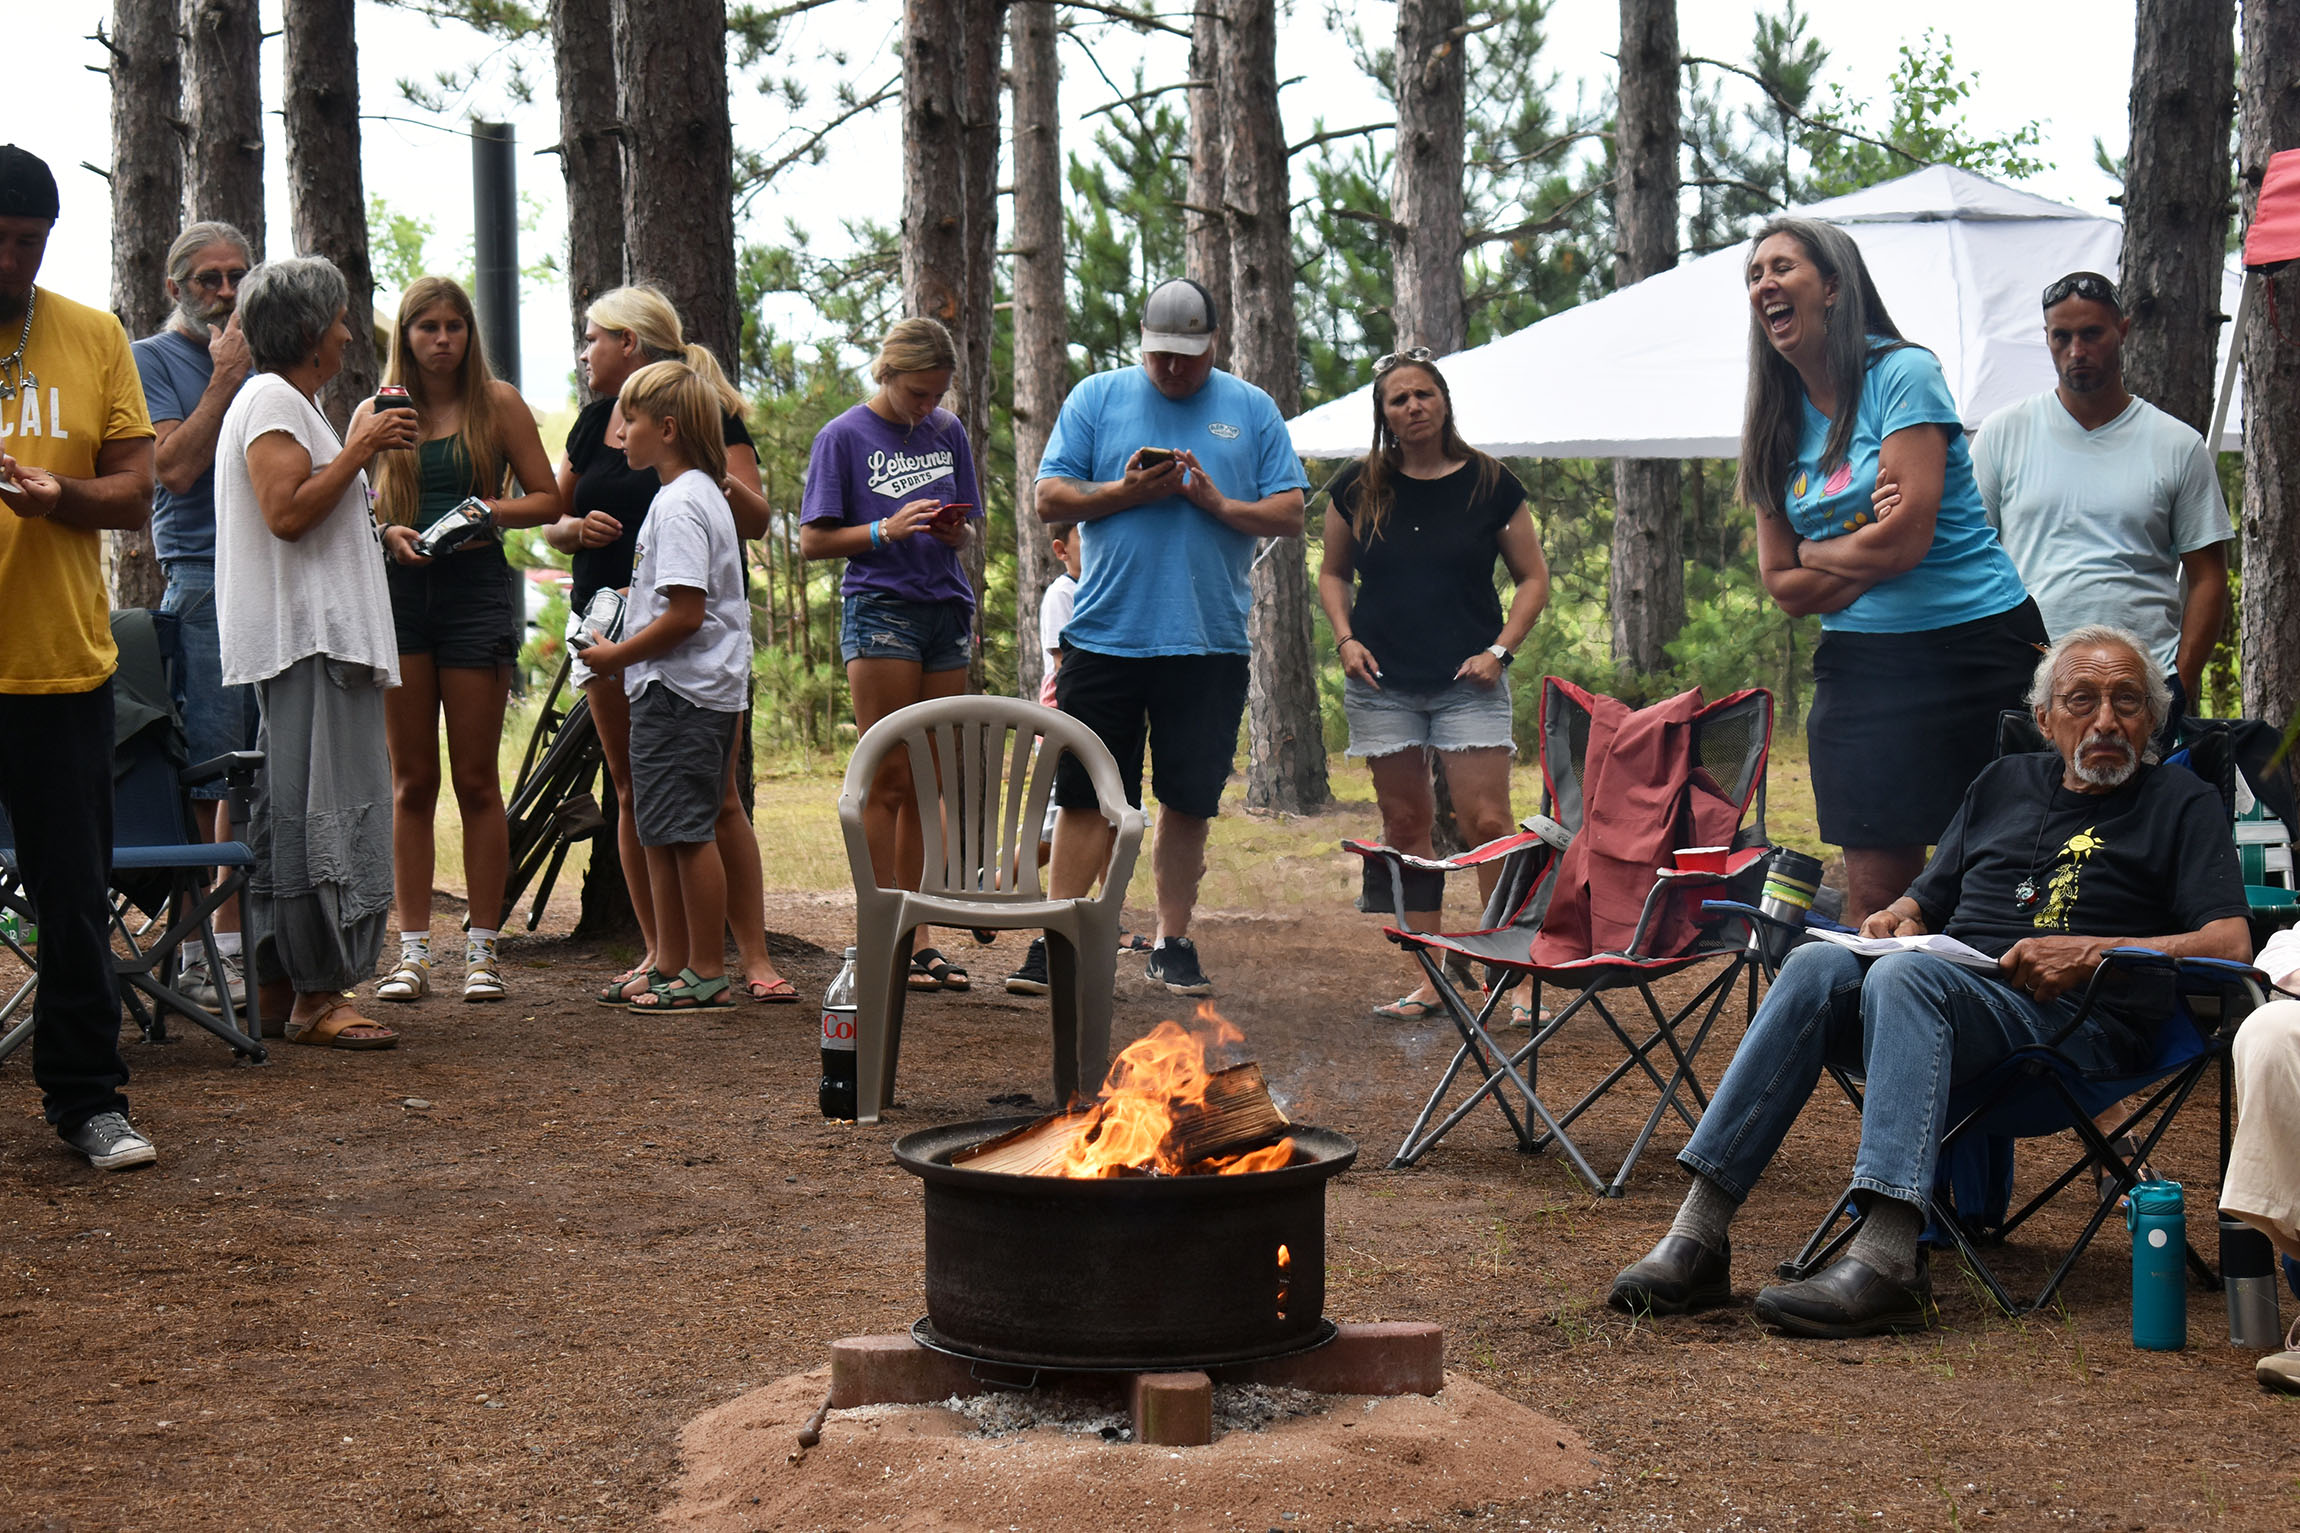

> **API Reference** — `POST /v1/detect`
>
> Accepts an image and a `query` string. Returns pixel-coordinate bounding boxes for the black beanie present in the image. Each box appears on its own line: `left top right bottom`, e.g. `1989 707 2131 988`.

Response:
0 146 60 221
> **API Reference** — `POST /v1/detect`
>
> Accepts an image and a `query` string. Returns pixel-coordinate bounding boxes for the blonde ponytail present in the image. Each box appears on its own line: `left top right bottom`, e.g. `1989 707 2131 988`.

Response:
586 282 747 422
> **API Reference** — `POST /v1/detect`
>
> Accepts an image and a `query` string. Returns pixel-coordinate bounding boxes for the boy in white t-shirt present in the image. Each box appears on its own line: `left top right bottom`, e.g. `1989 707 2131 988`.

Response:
1037 522 1081 706
578 361 751 1011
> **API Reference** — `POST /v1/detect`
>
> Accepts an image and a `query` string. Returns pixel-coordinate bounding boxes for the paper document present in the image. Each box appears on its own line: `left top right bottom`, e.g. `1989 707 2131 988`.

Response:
1805 929 2004 971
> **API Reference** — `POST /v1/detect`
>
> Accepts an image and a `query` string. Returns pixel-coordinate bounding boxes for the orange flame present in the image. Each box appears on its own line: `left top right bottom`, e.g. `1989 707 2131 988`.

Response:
1046 1005 1295 1178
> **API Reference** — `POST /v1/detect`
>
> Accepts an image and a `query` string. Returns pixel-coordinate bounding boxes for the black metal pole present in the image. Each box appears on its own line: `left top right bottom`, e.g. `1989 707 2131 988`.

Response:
472 121 520 389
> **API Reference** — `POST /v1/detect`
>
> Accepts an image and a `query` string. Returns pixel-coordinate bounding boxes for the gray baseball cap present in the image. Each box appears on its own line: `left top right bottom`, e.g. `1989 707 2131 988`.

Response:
1140 278 1219 356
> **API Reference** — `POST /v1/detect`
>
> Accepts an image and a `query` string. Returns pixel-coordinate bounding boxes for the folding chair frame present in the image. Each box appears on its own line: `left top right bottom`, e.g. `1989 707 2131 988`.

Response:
500 656 608 933
1774 950 2263 1316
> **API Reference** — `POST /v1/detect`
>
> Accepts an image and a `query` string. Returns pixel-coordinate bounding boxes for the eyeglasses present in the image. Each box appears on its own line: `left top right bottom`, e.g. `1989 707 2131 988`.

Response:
2052 689 2149 720
189 267 249 293
2042 273 2118 311
1373 346 1435 375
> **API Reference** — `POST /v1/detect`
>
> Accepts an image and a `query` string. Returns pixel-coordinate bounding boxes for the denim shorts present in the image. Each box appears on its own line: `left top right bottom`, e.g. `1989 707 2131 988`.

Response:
840 590 971 672
1343 673 1515 758
160 560 259 799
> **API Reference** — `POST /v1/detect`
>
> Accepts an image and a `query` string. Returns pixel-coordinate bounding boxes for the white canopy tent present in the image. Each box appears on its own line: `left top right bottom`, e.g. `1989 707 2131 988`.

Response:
1285 165 2247 461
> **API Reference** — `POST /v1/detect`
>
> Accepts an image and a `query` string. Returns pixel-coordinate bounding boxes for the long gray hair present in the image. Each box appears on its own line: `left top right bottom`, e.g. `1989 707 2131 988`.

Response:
1735 217 1918 518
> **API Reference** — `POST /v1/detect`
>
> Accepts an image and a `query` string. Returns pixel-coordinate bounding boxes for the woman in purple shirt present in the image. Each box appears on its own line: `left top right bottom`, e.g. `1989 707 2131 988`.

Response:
799 317 982 989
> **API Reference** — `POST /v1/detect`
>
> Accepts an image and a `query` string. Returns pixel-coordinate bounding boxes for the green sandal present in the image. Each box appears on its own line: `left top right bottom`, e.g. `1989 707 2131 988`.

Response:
596 964 659 1008
629 967 735 1011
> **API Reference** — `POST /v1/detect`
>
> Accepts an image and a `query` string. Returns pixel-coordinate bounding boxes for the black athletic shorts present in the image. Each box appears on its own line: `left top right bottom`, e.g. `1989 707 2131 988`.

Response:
388 540 520 669
1052 643 1249 820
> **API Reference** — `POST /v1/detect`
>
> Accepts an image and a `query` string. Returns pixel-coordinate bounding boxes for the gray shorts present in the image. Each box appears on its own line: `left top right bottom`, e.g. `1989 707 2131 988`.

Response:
627 682 738 846
1343 673 1515 758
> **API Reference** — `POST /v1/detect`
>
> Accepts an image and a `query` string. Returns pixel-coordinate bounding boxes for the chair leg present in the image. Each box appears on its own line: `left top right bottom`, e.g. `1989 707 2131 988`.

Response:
1047 928 1115 1109
851 919 913 1125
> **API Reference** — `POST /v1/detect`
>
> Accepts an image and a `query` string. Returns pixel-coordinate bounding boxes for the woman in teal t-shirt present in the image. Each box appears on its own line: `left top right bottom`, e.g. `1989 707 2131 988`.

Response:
1739 217 2043 922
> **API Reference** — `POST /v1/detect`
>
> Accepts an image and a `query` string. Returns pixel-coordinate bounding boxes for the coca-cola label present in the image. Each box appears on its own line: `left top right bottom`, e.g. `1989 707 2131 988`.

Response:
821 1007 856 1051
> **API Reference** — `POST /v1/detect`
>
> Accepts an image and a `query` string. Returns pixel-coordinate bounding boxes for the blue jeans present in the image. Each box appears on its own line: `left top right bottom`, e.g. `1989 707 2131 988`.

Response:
1680 945 2132 1207
161 559 259 799
839 590 971 671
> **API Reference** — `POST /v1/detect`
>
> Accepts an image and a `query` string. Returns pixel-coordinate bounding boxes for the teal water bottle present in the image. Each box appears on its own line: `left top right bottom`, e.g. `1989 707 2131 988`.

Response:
2125 1180 2187 1350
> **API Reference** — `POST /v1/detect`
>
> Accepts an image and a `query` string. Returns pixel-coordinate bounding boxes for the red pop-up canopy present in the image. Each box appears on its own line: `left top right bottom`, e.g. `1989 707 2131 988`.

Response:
2244 147 2300 271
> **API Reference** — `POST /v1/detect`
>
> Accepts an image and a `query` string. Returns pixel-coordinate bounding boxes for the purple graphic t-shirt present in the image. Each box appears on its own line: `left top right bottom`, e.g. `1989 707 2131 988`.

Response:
799 402 982 608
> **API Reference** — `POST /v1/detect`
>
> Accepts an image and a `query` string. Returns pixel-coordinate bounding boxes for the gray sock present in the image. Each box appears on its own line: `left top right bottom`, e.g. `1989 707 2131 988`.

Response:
1845 1195 1925 1283
1666 1172 1740 1254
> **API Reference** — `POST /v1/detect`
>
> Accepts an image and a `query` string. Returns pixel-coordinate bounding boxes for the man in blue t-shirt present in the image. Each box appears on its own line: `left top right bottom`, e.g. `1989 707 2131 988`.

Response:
130 219 256 1009
1006 278 1307 998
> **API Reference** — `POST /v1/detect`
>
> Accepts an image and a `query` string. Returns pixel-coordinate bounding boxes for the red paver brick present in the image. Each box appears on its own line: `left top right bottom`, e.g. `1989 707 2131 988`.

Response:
828 1334 981 1408
1127 1371 1213 1446
1212 1321 1443 1396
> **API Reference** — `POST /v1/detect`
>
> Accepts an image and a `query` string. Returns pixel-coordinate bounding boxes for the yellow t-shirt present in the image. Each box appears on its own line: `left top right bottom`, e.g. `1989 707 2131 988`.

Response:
0 285 153 693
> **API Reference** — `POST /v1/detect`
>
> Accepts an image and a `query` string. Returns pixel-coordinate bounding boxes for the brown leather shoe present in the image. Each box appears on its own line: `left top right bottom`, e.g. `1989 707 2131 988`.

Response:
1608 1235 1734 1316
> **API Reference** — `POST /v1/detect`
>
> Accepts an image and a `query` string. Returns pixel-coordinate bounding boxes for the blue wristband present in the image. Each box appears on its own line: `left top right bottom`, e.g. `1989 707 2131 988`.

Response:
869 519 884 549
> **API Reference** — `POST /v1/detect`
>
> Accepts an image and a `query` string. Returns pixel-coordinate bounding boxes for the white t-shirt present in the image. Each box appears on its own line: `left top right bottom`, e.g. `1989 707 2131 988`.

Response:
1037 571 1076 706
213 372 399 688
624 468 750 713
1970 392 2231 674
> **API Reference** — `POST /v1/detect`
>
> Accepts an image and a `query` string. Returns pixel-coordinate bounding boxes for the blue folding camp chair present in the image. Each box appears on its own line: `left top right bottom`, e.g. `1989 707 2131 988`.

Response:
0 609 266 1067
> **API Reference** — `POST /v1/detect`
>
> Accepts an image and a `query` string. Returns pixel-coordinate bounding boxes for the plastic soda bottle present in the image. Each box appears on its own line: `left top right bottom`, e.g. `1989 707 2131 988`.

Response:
819 947 858 1121
2126 1179 2187 1350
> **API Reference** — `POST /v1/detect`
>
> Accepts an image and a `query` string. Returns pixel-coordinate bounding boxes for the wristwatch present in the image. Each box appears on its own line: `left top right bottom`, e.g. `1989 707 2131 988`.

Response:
1485 643 1513 665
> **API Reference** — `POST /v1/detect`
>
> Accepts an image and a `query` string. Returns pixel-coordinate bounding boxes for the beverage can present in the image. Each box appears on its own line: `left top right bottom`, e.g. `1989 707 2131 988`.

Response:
414 496 496 559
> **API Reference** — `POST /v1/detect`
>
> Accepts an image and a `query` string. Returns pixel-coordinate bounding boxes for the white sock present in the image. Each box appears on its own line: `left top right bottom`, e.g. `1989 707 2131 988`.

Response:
468 928 499 945
181 940 206 968
214 930 243 958
400 932 431 960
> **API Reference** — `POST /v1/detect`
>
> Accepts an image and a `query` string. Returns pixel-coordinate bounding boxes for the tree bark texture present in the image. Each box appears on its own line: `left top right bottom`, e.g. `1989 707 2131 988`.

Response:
2238 0 2300 724
902 0 1004 688
615 0 738 375
106 0 182 339
551 0 625 400
1185 3 1230 369
284 0 375 431
1390 0 1467 356
1009 1 1065 704
1609 0 1683 673
1224 0 1326 814
180 0 264 256
2121 0 2237 435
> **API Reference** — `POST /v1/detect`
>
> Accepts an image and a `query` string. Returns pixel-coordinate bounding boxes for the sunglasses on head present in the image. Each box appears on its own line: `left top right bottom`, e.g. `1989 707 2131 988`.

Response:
189 267 249 293
1373 346 1435 375
2042 273 2118 311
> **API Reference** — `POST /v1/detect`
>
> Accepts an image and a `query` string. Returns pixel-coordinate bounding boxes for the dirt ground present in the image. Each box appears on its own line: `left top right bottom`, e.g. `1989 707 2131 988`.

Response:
3 844 2295 1532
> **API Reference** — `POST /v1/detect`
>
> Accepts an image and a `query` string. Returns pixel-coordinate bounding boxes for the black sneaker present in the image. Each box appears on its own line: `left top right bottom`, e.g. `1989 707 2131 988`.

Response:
1145 937 1213 996
62 1111 157 1172
1005 937 1050 996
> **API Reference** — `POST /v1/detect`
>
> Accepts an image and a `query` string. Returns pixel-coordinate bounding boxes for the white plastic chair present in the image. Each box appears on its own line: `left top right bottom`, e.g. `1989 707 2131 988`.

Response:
836 696 1147 1123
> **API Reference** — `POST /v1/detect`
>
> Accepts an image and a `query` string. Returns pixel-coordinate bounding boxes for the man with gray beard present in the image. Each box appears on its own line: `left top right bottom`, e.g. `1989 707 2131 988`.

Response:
131 221 256 1010
1606 626 2250 1339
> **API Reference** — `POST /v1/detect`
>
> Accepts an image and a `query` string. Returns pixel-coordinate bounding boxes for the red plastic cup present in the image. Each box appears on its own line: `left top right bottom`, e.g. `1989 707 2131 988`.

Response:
1675 846 1730 874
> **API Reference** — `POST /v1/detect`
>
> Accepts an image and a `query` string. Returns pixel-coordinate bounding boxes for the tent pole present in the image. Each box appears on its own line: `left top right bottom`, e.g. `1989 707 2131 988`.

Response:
2208 270 2259 455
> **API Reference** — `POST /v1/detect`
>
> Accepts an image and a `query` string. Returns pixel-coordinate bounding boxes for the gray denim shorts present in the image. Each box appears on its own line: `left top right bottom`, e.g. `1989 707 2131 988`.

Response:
626 681 738 846
1343 673 1515 758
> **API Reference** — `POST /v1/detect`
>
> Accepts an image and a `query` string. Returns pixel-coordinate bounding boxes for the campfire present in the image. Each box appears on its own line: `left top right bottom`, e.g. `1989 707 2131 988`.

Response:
951 1007 1296 1178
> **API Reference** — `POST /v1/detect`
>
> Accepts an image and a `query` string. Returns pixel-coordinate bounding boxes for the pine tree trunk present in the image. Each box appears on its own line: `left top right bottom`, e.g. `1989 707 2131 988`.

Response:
552 0 624 400
957 0 1004 691
180 0 264 256
1609 0 1683 674
2238 0 2300 724
1224 0 1326 815
1186 4 1230 370
105 0 181 611
1390 0 1467 356
1009 0 1065 704
2122 0 2237 434
615 0 737 372
284 0 376 432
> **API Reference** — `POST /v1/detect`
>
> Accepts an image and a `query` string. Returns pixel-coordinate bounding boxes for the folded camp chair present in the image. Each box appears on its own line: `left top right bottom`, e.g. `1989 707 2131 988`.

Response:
1776 950 2269 1316
0 608 266 1068
1347 678 1774 1196
837 696 1147 1124
500 653 607 932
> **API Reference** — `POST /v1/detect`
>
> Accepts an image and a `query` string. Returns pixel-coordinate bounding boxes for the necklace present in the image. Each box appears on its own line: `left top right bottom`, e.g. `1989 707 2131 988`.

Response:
0 287 34 403
2014 782 2068 911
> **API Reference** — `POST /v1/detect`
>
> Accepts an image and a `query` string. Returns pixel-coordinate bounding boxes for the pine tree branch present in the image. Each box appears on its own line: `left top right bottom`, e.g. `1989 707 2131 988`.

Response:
1472 127 1610 173
1329 205 1400 233
1681 54 1925 171
1462 183 1600 248
737 78 900 209
1081 80 1207 123
1289 122 1393 157
1685 173 1789 209
1054 0 1192 38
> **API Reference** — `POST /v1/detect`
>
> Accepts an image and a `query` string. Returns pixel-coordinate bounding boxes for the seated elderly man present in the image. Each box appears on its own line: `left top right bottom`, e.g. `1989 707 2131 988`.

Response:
1609 624 2252 1338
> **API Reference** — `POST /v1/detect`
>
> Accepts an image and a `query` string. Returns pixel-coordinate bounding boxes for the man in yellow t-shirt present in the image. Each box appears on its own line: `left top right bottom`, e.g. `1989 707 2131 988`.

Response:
0 146 159 1172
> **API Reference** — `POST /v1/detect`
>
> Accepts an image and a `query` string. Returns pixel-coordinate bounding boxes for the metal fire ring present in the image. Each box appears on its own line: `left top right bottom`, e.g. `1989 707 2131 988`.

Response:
908 1316 1340 1379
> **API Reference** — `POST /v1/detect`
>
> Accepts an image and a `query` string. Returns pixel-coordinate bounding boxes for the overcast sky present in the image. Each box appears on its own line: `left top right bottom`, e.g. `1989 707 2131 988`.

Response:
16 0 2166 405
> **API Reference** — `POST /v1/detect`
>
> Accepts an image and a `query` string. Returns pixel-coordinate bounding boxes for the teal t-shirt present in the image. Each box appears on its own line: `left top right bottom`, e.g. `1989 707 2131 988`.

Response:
1785 343 2027 634
1038 366 1307 657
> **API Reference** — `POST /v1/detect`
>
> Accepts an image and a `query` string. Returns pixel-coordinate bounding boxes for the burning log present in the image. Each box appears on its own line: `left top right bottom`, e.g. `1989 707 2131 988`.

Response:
952 1015 1295 1178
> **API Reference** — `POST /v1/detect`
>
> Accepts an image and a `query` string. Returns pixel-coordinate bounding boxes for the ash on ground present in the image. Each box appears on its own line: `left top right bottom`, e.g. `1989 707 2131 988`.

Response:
842 1382 1331 1441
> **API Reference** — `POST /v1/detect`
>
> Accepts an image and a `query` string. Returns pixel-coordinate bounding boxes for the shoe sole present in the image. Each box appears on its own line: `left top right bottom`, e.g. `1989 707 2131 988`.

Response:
1152 975 1214 996
1606 1280 1734 1317
1751 1294 1932 1339
84 1144 158 1171
1004 978 1050 996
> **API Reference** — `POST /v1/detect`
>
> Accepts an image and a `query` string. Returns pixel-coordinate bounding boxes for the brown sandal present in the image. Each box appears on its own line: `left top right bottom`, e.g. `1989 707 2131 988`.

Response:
288 993 400 1050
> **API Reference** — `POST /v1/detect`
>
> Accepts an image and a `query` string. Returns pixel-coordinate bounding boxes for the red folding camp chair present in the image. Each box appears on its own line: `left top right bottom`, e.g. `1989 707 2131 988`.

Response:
1346 679 1774 1196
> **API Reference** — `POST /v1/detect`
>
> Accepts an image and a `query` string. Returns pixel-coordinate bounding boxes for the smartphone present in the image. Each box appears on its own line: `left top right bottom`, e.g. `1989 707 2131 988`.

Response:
934 501 975 526
1133 446 1179 469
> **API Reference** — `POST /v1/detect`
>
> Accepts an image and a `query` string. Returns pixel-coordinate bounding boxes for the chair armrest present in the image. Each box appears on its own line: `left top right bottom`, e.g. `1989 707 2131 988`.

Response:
181 749 263 789
2051 946 2271 1045
1340 830 1552 874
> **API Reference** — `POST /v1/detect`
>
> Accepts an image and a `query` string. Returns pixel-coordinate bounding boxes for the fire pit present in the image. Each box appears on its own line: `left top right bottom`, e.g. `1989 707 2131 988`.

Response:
891 1012 1358 1371
894 1117 1356 1370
